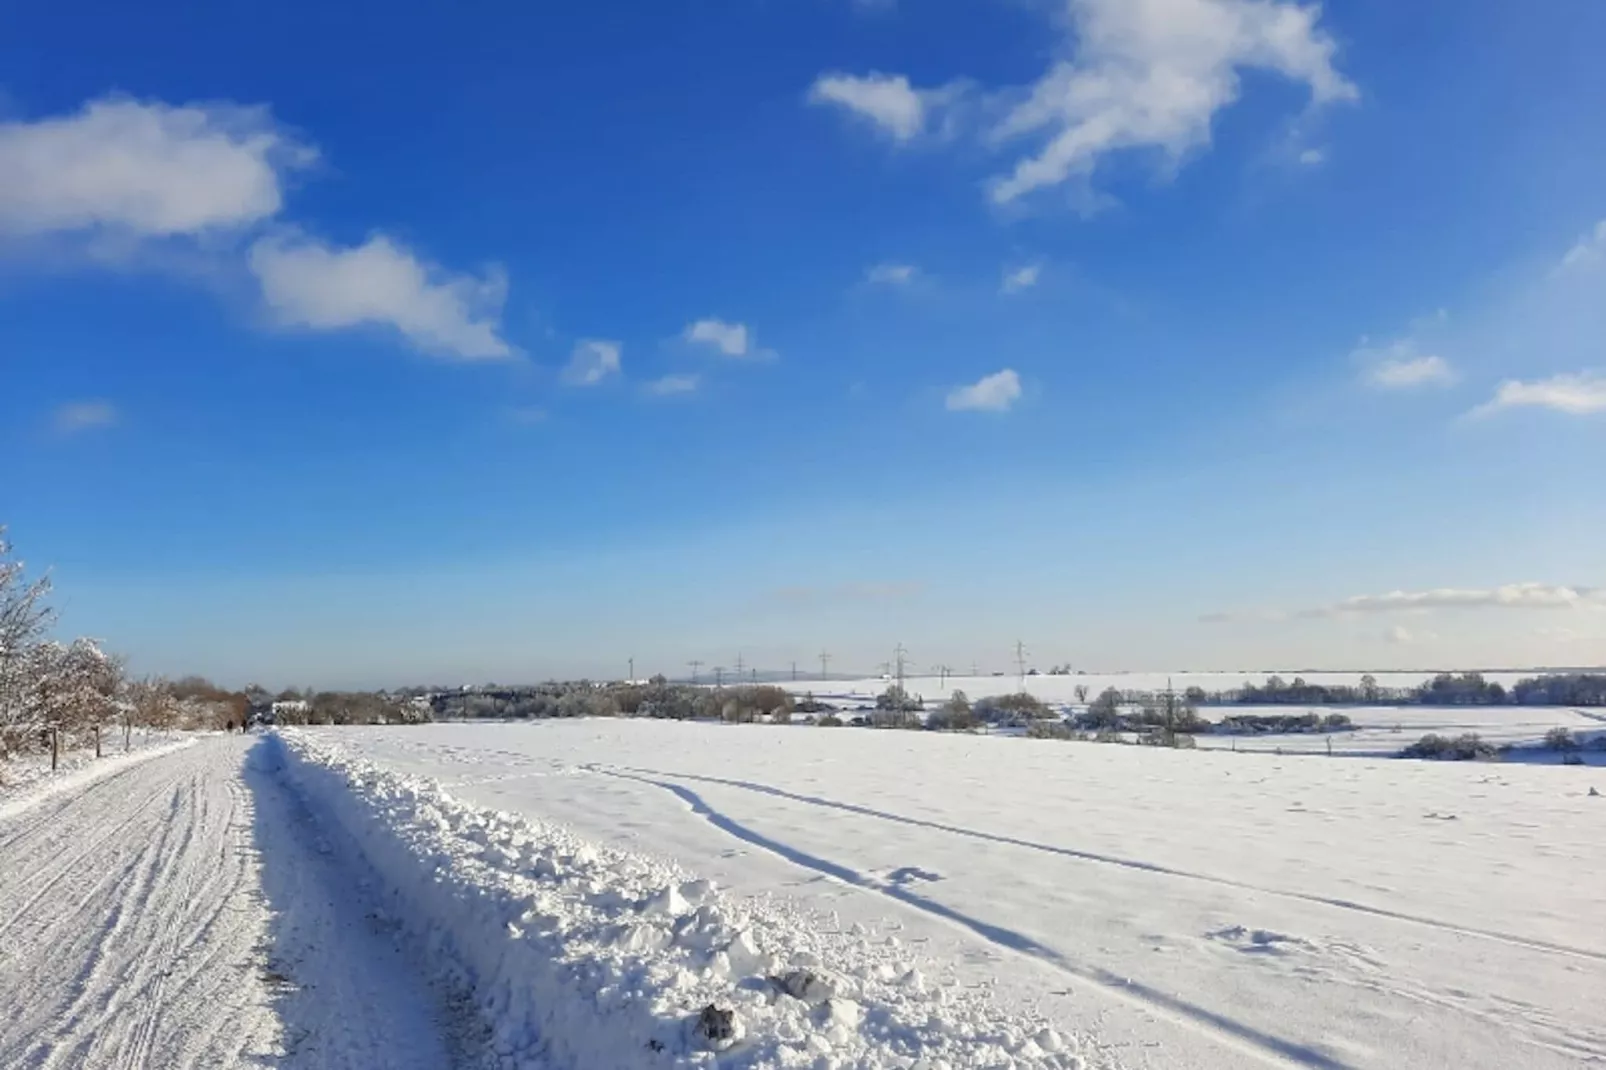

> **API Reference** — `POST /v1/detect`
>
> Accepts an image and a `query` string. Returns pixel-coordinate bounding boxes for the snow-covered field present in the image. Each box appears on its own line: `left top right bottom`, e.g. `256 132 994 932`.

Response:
316 719 1606 1070
786 672 1605 760
1190 704 1606 759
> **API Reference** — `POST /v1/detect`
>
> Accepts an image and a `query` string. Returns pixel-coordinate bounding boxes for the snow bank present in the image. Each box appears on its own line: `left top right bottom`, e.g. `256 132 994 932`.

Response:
273 729 1097 1070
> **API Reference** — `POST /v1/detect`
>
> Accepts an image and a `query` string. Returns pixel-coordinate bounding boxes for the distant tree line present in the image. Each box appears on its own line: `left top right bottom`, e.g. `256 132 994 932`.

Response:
421 678 796 724
1172 672 1606 708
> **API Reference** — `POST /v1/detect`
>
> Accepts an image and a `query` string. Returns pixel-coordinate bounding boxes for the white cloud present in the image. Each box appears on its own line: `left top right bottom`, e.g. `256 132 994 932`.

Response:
1001 263 1041 293
866 262 917 286
645 373 700 396
808 72 931 141
683 318 752 357
1384 624 1439 645
989 0 1357 204
563 339 622 386
1558 220 1606 272
1359 340 1456 389
946 368 1022 412
1316 583 1604 616
1298 147 1326 166
248 232 511 360
53 400 117 434
1469 371 1606 418
0 97 310 237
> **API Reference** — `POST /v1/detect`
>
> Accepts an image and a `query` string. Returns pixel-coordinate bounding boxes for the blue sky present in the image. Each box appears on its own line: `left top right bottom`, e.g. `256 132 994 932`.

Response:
4 0 1605 687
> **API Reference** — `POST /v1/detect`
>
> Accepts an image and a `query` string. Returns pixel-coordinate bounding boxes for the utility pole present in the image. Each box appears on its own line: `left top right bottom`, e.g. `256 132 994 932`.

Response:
791 661 798 682
714 666 725 687
628 657 634 682
1015 639 1028 692
894 643 908 695
819 651 831 680
734 652 745 680
750 668 757 684
688 660 703 685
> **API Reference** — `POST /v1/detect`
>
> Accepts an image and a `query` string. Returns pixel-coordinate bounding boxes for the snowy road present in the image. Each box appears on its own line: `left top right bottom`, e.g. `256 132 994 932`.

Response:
0 737 464 1070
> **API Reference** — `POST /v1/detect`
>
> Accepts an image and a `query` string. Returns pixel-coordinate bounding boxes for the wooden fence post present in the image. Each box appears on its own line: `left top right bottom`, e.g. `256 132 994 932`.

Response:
50 726 59 772
95 723 101 758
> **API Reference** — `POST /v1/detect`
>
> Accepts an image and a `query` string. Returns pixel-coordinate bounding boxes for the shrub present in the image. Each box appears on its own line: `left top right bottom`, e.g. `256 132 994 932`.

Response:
1544 727 1579 752
816 714 843 727
927 690 975 732
973 692 1053 723
1026 720 1073 740
875 685 922 712
1322 713 1353 730
1401 733 1499 761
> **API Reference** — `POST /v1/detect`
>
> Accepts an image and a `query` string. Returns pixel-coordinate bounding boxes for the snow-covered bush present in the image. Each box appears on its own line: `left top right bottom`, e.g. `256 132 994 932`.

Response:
1400 733 1500 761
1544 727 1579 752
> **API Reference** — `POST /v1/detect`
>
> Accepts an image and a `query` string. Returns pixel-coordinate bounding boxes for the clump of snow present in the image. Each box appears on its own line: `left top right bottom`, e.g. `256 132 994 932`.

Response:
274 729 1098 1069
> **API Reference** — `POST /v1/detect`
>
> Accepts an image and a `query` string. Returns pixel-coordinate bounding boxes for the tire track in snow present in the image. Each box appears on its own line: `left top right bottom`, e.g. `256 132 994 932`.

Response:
0 737 467 1070
596 767 1354 1070
602 762 1606 966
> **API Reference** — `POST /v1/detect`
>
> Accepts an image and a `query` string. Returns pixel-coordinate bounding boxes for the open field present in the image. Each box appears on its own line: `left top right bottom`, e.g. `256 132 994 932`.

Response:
316 719 1606 1070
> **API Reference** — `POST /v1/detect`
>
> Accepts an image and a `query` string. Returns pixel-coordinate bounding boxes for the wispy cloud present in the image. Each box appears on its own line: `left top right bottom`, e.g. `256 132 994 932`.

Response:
946 368 1022 412
1558 219 1606 273
1311 583 1604 617
1207 583 1605 624
988 0 1355 204
683 318 753 357
644 373 699 397
1468 371 1606 418
506 406 547 425
53 400 118 434
1358 340 1456 389
866 262 917 286
562 339 622 386
1298 147 1327 166
1001 263 1041 294
1385 624 1435 645
249 232 511 360
814 1 1353 208
0 97 312 237
808 73 933 142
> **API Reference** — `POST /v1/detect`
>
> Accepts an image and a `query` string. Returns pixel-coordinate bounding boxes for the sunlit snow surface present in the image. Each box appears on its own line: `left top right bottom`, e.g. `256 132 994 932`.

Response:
312 716 1606 1070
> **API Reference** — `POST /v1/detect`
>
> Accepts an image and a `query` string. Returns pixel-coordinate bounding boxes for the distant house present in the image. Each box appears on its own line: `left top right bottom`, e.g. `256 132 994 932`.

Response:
268 699 310 723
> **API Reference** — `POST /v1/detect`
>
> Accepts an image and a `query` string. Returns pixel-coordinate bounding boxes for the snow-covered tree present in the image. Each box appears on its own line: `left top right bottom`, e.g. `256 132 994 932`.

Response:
0 528 55 757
